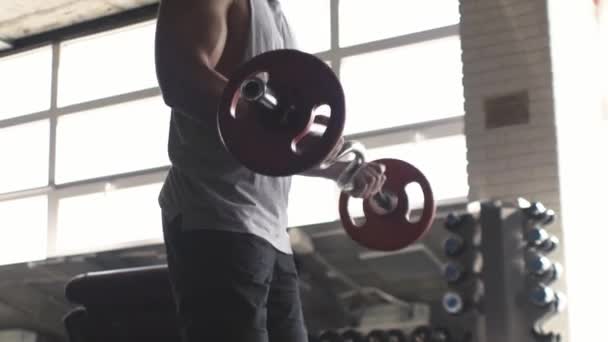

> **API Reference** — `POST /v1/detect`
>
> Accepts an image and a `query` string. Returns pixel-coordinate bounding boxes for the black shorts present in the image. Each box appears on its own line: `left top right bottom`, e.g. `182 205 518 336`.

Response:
162 212 308 342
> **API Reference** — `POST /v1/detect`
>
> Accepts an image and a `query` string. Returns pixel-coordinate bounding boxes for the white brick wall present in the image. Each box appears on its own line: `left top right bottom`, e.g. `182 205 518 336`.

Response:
460 0 559 201
459 0 568 339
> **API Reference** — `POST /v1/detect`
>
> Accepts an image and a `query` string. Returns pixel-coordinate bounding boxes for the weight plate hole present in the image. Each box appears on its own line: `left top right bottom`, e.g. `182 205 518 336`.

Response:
347 197 366 227
291 104 331 155
404 182 424 223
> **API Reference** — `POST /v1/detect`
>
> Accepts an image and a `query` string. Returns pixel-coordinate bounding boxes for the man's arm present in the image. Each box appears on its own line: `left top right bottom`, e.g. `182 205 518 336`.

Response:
155 0 233 126
299 135 387 199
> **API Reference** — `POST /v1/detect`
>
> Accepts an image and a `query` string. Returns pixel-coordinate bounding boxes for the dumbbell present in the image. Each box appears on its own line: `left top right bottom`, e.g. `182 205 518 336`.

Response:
443 262 465 284
525 227 559 253
529 285 555 307
520 200 555 225
531 329 561 342
386 329 407 342
319 330 344 342
442 291 465 315
444 212 463 230
443 235 465 257
411 326 452 342
430 328 451 342
525 253 562 281
219 49 436 251
528 284 567 312
365 329 389 342
525 226 549 246
342 329 365 342
410 326 432 342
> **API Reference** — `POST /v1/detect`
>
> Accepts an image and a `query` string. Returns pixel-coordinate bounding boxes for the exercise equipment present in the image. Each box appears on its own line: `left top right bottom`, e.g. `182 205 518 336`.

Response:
443 236 465 257
217 49 345 176
336 142 435 251
538 235 559 253
319 330 344 342
525 253 562 282
411 326 432 342
63 265 179 342
342 329 365 342
444 213 463 230
386 329 407 342
218 48 435 251
525 227 559 253
525 226 550 247
525 253 553 275
442 291 464 315
429 328 451 342
443 262 465 283
521 200 555 225
529 284 557 307
365 329 389 342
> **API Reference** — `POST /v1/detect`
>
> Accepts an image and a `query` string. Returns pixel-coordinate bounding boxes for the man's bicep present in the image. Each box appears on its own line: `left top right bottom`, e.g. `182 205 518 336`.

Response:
156 0 232 68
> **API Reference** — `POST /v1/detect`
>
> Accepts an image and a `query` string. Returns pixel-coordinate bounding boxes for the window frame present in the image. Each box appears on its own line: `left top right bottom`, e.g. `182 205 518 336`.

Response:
0 0 466 259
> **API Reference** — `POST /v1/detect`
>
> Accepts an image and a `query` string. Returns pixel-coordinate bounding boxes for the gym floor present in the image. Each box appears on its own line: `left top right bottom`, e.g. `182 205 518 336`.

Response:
0 1 607 342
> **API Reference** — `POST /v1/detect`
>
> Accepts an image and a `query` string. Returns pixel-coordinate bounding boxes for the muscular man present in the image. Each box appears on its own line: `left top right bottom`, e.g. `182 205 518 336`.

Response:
154 1 386 341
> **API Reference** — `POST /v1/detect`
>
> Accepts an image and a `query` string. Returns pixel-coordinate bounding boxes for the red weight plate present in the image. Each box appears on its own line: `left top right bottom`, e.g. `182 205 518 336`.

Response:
217 49 345 176
338 158 436 251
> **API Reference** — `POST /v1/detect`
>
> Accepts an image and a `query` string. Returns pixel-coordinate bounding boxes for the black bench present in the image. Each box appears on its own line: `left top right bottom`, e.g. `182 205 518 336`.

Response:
63 264 180 342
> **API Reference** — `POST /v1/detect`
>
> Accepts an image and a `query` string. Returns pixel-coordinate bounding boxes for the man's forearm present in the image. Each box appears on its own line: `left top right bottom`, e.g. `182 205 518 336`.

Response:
300 161 350 181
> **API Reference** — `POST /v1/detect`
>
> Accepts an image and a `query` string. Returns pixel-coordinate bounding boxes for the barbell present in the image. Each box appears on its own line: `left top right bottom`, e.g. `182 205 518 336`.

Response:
217 49 436 251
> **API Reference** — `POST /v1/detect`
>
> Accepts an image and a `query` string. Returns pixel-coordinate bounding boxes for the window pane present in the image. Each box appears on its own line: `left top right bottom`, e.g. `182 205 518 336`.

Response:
0 46 52 120
369 135 469 203
281 0 331 53
55 96 170 184
0 196 48 266
339 0 460 47
56 183 163 254
288 176 339 227
58 21 157 106
347 135 468 218
0 120 49 194
341 36 464 134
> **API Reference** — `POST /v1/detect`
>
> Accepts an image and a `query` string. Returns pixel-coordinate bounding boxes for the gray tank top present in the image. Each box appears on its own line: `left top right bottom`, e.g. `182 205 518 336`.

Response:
159 0 297 254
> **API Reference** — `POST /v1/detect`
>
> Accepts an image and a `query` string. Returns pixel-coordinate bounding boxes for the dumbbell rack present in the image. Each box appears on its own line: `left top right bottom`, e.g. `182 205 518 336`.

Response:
432 199 565 342
431 210 484 342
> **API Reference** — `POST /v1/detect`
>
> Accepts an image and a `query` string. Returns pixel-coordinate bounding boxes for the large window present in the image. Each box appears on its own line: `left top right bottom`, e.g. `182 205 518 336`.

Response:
366 135 469 204
281 0 331 54
0 196 48 266
339 0 460 47
0 120 49 194
56 182 163 255
0 1 466 261
341 36 464 134
288 176 340 227
0 19 167 259
57 21 157 106
55 96 170 184
0 46 52 120
283 0 466 227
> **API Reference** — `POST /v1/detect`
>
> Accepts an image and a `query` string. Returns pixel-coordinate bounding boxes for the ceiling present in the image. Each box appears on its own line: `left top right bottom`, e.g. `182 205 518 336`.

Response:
0 0 158 43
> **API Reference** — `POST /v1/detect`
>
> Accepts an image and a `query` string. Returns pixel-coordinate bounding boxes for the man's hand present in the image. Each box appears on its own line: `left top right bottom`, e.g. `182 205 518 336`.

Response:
298 133 387 199
346 162 387 199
